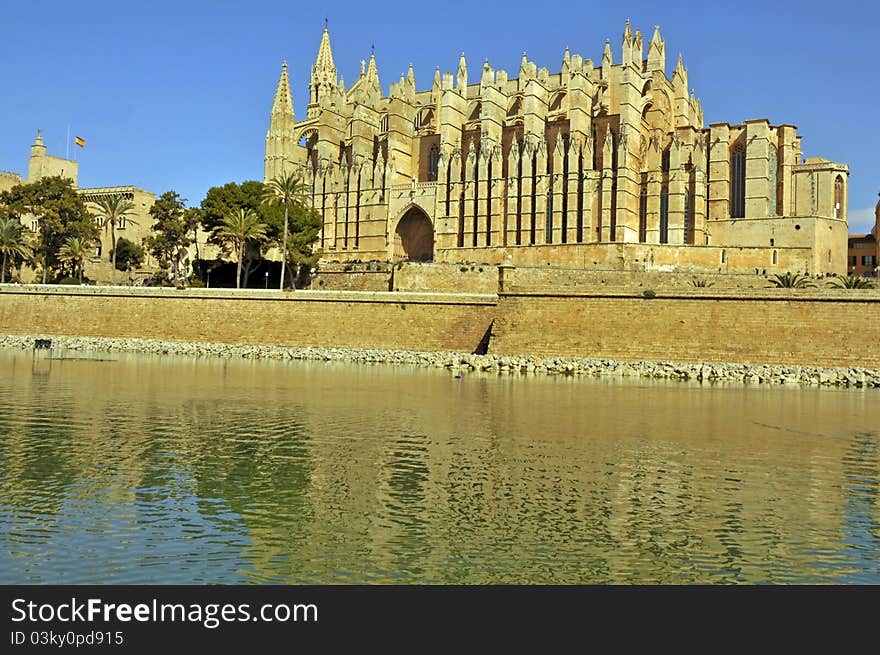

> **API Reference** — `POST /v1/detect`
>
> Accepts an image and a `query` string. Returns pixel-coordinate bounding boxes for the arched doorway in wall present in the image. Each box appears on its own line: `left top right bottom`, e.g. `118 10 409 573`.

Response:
393 206 434 262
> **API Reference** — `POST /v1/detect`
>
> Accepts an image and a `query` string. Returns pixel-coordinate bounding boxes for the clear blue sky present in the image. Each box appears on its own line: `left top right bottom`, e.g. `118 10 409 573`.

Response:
1 0 877 231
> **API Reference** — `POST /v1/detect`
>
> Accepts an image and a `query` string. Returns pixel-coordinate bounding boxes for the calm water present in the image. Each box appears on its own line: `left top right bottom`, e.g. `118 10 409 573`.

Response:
0 349 877 584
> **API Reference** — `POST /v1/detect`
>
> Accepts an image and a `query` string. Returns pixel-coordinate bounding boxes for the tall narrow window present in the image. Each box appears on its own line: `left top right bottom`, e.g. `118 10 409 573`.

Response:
769 145 778 216
834 175 845 220
659 191 669 244
638 179 647 242
730 143 746 218
683 192 690 244
428 145 440 182
546 193 553 244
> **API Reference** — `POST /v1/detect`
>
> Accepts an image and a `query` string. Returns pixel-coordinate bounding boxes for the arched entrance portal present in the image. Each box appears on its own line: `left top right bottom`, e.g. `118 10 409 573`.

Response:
393 207 434 262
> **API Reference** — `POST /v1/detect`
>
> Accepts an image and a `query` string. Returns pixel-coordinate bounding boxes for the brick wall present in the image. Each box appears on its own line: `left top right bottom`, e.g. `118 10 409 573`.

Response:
491 290 880 367
0 287 496 353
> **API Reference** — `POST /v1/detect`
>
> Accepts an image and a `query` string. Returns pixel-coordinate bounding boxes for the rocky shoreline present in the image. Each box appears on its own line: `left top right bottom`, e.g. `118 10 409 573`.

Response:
2 334 878 388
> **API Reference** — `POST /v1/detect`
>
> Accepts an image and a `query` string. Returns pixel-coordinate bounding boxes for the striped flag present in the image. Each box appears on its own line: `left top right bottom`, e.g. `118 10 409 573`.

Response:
74 136 86 147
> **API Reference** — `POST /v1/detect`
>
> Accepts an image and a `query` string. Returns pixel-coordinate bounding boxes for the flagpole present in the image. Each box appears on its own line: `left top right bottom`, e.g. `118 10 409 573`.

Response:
66 124 70 160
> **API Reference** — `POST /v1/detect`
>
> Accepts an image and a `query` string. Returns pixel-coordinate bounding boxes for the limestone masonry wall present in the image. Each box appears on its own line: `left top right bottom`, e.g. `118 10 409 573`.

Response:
2 286 878 368
490 290 880 368
0 287 496 353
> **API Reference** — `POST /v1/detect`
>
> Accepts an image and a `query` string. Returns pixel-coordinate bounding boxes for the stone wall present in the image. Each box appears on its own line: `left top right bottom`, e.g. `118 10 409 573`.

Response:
3 285 879 369
490 289 880 368
393 262 498 293
0 286 496 353
438 241 814 274
317 261 785 293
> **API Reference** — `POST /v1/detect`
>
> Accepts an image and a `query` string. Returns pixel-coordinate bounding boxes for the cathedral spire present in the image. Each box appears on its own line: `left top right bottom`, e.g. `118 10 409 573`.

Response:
622 19 633 65
457 52 468 91
602 38 613 77
309 24 338 114
647 25 666 73
266 61 296 182
366 49 380 91
315 25 336 74
271 61 294 119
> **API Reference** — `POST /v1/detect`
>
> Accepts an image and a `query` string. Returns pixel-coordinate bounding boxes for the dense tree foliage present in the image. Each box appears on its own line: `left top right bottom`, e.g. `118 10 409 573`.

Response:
58 237 88 282
144 191 195 284
212 208 268 288
201 181 280 286
201 179 319 288
92 194 136 284
0 215 33 283
111 237 145 273
0 177 98 283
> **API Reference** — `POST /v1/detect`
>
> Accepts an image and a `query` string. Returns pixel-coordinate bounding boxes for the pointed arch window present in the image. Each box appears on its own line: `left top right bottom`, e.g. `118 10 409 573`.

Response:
730 143 746 218
834 175 845 219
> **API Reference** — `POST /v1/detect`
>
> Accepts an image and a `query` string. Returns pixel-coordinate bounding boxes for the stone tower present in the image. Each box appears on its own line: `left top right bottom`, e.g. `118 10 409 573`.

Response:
308 26 338 119
264 62 296 182
28 130 78 185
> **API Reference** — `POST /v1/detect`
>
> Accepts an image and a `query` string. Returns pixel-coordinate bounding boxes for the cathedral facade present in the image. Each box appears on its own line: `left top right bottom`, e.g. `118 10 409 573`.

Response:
265 22 849 275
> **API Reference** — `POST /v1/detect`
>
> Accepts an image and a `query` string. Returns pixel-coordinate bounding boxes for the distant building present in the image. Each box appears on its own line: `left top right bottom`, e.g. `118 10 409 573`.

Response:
265 21 849 275
2 132 158 282
847 195 879 277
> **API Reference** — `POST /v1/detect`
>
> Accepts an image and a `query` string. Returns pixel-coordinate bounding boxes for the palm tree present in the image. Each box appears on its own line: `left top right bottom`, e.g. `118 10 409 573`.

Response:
768 272 815 288
0 217 32 284
830 275 876 289
92 194 136 284
262 172 309 290
59 236 88 283
213 208 268 288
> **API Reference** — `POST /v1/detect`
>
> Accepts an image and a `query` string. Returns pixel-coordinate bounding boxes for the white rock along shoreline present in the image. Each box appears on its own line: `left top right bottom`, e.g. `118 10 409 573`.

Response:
2 334 878 388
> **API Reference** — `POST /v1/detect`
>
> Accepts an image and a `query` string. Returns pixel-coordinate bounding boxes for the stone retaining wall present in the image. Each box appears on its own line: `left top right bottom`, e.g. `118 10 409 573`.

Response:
490 289 880 368
0 285 496 353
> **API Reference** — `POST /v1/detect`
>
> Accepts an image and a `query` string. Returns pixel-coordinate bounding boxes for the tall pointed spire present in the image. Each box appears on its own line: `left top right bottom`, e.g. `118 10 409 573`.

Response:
365 48 380 91
266 61 296 182
315 24 336 73
271 61 294 119
309 23 338 115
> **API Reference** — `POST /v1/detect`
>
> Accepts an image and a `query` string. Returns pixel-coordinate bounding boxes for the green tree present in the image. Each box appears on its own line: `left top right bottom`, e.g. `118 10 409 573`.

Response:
262 173 310 289
212 208 268 288
0 216 33 284
58 237 88 282
144 191 191 284
0 176 97 283
111 237 145 273
92 194 136 284
200 181 282 287
285 202 321 284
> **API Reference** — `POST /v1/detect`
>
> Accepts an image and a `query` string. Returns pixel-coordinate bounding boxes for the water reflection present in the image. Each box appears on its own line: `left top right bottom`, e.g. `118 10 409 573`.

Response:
0 349 877 584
